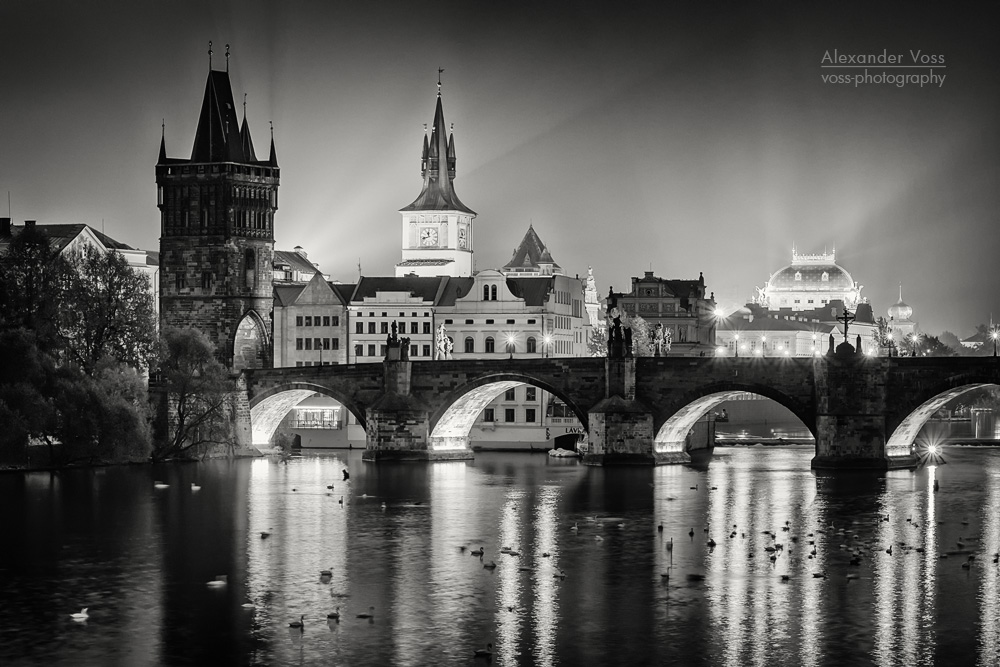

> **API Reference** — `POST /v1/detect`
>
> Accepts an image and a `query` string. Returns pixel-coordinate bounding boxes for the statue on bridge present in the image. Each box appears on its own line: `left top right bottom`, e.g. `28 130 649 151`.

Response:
436 324 453 360
607 307 625 359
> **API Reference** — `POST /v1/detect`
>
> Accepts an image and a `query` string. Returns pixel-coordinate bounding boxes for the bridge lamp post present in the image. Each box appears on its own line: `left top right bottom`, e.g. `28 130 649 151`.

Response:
761 336 767 357
505 333 516 359
734 333 739 357
543 334 553 358
992 329 999 357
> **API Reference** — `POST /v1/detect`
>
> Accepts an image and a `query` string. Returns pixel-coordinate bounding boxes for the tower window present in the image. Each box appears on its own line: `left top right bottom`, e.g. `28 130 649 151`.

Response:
794 272 802 281
821 272 829 281
245 249 256 289
483 285 490 301
491 285 498 300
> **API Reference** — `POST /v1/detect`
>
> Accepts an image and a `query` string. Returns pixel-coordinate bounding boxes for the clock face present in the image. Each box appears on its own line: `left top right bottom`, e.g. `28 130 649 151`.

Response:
458 227 467 249
420 228 438 246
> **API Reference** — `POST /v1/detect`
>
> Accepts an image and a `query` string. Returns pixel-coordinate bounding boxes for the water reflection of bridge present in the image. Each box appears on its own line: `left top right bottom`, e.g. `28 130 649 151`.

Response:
243 356 1000 469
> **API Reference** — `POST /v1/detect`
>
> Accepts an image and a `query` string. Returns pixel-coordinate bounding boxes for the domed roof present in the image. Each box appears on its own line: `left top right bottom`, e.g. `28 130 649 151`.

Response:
767 262 854 291
888 287 912 321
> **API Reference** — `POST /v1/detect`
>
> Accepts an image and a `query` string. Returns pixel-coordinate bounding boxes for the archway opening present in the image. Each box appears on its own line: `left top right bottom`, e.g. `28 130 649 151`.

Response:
250 386 364 448
887 383 1000 457
233 311 267 371
654 390 814 455
429 379 588 452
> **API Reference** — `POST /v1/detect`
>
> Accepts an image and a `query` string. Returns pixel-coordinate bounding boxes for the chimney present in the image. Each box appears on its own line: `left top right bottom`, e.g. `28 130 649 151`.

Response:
294 245 306 258
0 217 10 237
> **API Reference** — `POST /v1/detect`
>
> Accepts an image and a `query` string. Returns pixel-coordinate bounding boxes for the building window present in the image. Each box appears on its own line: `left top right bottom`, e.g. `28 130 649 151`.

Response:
323 338 330 350
411 322 419 334
491 285 498 300
323 316 330 327
485 336 495 353
422 344 431 357
821 272 829 282
464 337 475 353
423 322 431 334
244 248 256 288
304 338 312 350
297 316 304 327
380 345 387 356
296 361 303 367
368 344 376 357
201 271 213 290
368 322 376 334
795 272 802 281
313 338 321 350
527 319 536 324
305 316 312 326
411 344 418 357
381 322 389 334
465 319 474 325
526 387 536 401
527 337 536 353
356 322 364 334
296 338 303 350
355 344 363 357
445 319 453 324
175 273 186 290
484 408 495 422
483 285 490 301
505 388 516 401
506 319 515 325
332 338 339 350
526 408 536 423
504 408 515 423
332 316 339 326
486 319 494 325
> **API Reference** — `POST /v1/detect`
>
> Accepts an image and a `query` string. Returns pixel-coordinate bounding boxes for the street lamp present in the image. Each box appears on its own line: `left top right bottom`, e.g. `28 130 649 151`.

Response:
761 335 767 357
991 329 999 357
543 334 553 358
734 333 739 358
909 332 920 357
505 333 516 359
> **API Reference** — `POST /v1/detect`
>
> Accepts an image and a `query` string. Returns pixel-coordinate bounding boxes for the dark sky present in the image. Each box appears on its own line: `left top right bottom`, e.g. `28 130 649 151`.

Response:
1 1 997 336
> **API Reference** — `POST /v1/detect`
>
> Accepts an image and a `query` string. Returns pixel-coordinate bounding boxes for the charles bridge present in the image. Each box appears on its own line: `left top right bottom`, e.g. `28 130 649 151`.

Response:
239 353 1000 469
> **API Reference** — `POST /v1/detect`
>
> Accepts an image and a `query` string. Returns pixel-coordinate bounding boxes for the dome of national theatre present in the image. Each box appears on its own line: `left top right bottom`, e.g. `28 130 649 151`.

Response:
766 262 855 292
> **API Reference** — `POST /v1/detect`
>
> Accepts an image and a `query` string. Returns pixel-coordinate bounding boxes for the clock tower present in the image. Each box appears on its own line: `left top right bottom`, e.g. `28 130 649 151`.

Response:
395 79 476 277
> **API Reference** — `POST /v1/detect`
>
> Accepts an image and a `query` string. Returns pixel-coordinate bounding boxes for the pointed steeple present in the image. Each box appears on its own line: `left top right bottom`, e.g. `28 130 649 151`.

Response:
268 121 278 167
191 70 245 163
401 80 475 214
503 225 562 275
240 95 257 162
158 120 167 164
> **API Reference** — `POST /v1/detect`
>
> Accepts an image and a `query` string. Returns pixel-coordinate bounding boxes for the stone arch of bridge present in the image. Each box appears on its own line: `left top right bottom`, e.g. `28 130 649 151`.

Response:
427 373 590 451
885 379 999 456
248 382 366 448
652 382 816 455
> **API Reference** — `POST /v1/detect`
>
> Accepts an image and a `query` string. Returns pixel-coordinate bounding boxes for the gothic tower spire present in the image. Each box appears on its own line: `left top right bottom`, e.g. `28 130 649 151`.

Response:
156 47 280 370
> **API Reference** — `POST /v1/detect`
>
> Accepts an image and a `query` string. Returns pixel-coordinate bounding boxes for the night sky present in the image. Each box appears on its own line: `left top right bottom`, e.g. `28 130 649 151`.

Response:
1 1 997 336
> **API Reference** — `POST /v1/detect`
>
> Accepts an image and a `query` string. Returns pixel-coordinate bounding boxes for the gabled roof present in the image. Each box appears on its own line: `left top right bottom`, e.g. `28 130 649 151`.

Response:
506 277 555 306
0 223 134 254
503 225 561 274
273 284 306 307
330 283 357 304
400 91 475 215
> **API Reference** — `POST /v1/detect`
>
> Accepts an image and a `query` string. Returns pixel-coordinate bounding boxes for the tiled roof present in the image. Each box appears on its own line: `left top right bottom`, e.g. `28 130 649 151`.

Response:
274 249 319 275
506 277 554 306
437 277 475 306
351 276 451 304
396 259 455 266
0 223 135 254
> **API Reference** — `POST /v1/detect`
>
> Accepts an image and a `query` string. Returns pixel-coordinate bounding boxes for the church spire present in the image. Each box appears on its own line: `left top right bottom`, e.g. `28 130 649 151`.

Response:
158 119 166 163
268 121 278 167
400 76 474 214
240 93 257 162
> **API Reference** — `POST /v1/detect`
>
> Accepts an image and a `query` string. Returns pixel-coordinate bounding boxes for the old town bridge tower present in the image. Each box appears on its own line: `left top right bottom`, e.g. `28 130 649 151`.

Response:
156 48 278 370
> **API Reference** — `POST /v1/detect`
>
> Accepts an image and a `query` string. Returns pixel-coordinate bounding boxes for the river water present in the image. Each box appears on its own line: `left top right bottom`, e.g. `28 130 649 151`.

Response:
2 445 998 666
